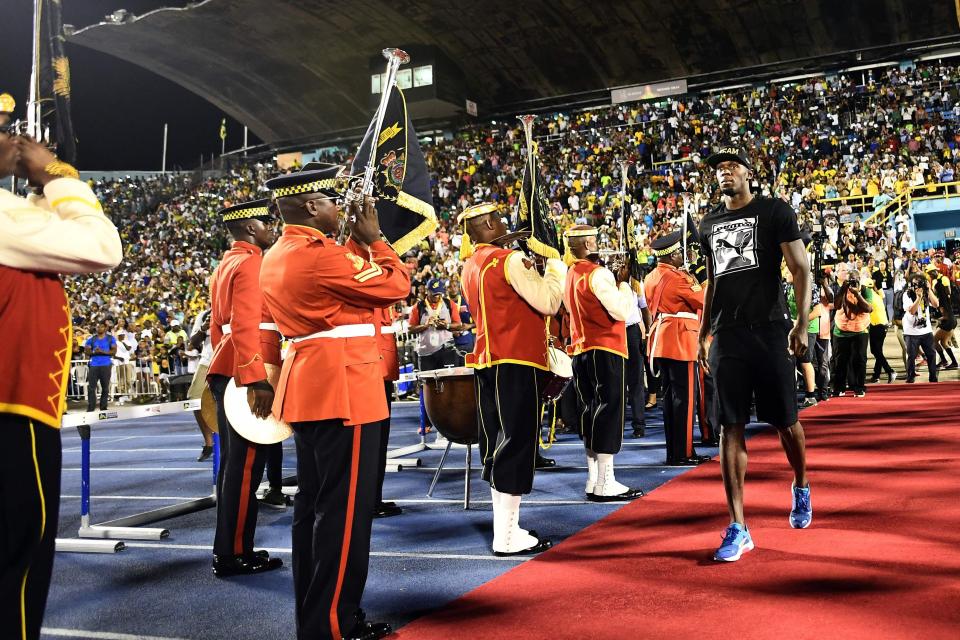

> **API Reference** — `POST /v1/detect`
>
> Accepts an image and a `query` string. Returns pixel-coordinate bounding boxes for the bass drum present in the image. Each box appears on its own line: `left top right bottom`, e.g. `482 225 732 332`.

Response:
416 367 478 446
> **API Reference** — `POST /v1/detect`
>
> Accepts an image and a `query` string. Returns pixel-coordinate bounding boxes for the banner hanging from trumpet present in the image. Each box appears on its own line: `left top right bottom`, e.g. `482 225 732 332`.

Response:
35 0 77 164
516 115 561 259
351 85 437 256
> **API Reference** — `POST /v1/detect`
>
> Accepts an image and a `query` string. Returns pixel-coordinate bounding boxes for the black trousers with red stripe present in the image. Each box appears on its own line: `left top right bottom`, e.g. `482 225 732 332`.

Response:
656 358 698 463
208 375 267 558
695 365 719 443
572 349 626 455
0 414 61 640
375 381 393 506
292 420 380 640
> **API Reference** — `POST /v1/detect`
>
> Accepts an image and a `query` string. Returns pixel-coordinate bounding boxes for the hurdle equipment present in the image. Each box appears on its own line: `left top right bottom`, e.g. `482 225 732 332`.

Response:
55 399 217 554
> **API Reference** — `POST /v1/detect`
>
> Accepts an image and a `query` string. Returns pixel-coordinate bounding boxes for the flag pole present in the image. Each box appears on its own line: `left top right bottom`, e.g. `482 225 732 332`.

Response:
359 48 410 198
161 123 168 174
27 0 43 140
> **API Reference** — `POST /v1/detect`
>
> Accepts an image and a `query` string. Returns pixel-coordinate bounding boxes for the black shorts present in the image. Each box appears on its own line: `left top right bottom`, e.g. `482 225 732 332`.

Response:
938 316 957 332
708 321 798 429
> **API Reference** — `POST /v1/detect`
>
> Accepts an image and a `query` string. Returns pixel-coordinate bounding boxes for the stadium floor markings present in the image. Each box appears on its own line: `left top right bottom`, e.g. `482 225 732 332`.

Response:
42 629 189 640
119 541 525 562
58 495 610 505
61 495 211 501
61 448 219 454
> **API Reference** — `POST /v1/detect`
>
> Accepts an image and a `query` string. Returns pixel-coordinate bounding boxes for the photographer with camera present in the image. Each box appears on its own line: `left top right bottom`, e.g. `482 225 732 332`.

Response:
409 278 463 371
831 270 874 397
903 275 941 383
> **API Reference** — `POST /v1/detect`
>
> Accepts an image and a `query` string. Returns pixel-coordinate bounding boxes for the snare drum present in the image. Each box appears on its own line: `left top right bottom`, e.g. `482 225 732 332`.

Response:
541 347 573 402
416 367 478 445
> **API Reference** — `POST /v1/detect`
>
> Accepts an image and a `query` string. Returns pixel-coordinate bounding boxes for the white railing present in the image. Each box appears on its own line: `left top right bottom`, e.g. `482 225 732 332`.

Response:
67 359 194 405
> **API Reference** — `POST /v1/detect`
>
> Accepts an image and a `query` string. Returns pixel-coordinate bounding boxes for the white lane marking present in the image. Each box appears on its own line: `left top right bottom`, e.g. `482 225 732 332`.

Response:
61 495 210 501
42 628 189 640
58 495 613 505
61 467 298 472
120 541 525 562
62 449 206 453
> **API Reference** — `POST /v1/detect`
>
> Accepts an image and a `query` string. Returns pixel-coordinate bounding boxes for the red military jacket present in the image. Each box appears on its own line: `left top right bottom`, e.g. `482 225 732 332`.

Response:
375 306 401 382
643 262 704 362
260 225 410 425
346 238 400 382
207 241 281 385
564 260 628 358
0 266 72 428
461 244 551 371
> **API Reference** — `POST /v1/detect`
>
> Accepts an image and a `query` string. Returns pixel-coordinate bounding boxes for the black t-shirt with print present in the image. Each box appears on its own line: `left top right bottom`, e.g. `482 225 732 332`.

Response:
699 196 802 334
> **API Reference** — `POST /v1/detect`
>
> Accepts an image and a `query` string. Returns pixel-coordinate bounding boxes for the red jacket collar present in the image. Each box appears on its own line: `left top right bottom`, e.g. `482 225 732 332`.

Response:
283 224 332 244
231 240 262 255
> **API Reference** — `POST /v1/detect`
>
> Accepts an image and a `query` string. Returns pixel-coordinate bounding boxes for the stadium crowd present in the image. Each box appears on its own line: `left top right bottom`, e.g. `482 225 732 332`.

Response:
65 60 960 403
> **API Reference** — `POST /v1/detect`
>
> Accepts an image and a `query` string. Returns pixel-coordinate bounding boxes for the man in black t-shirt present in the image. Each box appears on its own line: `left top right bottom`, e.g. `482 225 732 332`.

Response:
697 147 813 563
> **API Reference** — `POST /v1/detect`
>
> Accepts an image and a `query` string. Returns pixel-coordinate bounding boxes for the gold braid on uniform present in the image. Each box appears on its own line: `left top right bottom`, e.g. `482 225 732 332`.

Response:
44 160 80 179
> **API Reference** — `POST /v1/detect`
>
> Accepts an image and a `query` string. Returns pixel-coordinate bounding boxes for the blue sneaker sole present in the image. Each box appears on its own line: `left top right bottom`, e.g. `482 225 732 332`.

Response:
789 513 813 529
713 539 754 562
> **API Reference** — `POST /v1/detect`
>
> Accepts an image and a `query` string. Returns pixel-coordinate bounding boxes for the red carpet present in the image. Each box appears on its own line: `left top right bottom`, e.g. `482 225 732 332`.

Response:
396 382 960 639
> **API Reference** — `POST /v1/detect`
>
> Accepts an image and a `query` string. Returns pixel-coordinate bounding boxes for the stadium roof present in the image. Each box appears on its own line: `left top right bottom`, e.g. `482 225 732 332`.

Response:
69 0 960 145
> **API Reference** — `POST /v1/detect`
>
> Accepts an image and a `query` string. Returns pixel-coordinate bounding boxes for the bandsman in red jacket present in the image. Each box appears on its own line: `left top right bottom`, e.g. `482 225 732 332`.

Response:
459 203 567 556
207 198 283 577
261 167 409 640
0 133 121 639
563 225 644 502
644 232 710 466
347 234 404 520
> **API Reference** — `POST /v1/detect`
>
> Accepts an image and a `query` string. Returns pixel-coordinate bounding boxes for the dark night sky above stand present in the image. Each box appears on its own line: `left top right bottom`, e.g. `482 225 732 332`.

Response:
1 0 957 171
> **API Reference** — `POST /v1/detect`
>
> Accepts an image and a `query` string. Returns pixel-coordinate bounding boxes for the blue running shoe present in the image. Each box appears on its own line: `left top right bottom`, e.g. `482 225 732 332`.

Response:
790 484 812 529
713 523 754 562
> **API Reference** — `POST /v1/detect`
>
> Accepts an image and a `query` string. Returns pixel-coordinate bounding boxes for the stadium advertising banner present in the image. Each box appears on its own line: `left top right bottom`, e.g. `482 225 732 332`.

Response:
612 79 688 104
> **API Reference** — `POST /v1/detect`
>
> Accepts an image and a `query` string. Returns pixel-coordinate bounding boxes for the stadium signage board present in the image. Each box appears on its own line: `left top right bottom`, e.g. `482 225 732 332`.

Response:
612 79 688 104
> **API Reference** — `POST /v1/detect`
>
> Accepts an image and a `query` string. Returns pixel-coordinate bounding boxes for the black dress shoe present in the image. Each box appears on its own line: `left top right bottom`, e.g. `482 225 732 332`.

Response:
259 487 290 509
869 375 881 384
346 621 393 640
281 475 298 487
197 445 213 462
212 553 283 577
587 487 644 502
492 535 553 557
535 454 557 470
630 424 646 438
254 549 270 560
374 502 403 518
700 437 720 447
683 454 711 465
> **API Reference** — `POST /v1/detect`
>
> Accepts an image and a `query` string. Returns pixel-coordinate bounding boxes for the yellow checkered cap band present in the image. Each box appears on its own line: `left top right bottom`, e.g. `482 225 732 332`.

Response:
271 178 348 198
654 242 681 257
563 228 598 238
0 93 14 113
222 206 270 222
457 202 499 225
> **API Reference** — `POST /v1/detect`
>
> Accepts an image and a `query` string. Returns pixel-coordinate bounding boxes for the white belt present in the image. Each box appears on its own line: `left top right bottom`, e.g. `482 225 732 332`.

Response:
648 312 700 374
380 323 402 335
287 323 376 343
221 323 279 335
